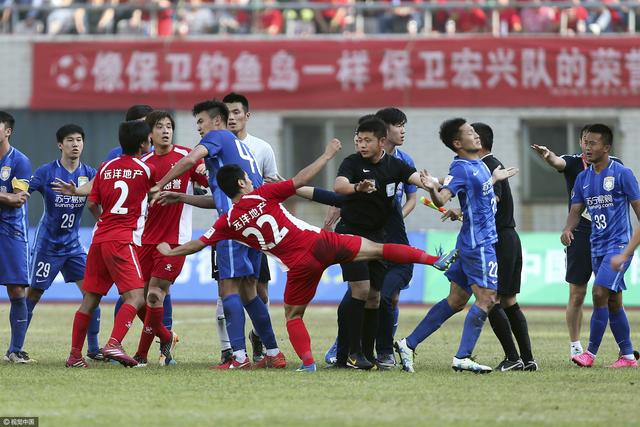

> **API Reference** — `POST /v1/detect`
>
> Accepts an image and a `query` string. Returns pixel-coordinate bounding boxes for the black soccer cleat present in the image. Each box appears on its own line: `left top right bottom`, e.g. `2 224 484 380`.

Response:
346 352 375 370
495 358 524 372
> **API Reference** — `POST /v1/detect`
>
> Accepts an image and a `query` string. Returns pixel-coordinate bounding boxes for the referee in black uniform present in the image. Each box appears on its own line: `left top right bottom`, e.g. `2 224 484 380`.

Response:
333 118 427 369
473 123 536 371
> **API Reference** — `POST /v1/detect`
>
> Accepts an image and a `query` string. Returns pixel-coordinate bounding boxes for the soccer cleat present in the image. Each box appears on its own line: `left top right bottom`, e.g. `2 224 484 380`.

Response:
249 330 265 363
158 332 179 366
5 352 28 364
102 342 139 367
220 348 233 364
394 339 415 373
608 356 638 369
571 352 595 368
296 363 317 373
375 353 397 370
452 356 492 373
211 356 252 370
65 354 89 368
523 360 539 371
87 349 105 362
16 351 37 364
433 249 458 271
495 358 524 372
570 345 583 359
252 351 287 369
324 339 338 365
324 361 347 369
133 354 148 368
346 352 375 370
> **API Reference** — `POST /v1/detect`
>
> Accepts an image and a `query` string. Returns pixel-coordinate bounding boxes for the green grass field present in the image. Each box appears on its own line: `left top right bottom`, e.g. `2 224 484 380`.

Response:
0 303 638 427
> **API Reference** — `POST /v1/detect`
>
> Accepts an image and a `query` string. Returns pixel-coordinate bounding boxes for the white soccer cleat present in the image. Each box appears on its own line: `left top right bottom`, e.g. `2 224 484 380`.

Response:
452 356 492 374
394 338 415 373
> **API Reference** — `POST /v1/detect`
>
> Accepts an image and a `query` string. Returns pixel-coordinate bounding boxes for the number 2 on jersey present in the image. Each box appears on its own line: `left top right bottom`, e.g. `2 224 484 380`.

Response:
242 214 289 250
110 180 129 214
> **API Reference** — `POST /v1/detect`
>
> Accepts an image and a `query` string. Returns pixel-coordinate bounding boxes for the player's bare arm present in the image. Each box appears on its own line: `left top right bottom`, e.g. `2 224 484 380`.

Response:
611 199 640 271
530 144 567 172
87 200 101 220
292 138 342 189
441 208 462 222
157 240 207 257
51 177 93 196
560 202 585 246
419 169 452 208
335 177 375 195
491 166 519 184
151 144 208 197
401 192 417 218
156 191 216 209
0 191 28 208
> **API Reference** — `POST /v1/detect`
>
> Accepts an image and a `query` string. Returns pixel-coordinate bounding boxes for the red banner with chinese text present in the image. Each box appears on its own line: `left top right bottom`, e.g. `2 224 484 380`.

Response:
31 38 640 110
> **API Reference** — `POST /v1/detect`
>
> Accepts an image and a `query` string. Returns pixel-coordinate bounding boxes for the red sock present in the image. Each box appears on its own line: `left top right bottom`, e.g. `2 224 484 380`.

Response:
137 305 147 322
136 306 156 359
150 306 172 343
382 243 439 265
71 311 91 358
109 303 137 345
286 318 314 366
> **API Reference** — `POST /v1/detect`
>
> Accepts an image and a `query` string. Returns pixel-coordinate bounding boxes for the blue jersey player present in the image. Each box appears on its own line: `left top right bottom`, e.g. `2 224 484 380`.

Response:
562 124 640 369
151 100 283 369
104 104 153 161
0 111 33 364
394 118 517 374
26 124 102 361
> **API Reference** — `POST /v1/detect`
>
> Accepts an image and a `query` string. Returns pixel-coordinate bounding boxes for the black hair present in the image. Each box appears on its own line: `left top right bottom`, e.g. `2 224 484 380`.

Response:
579 123 592 139
125 104 153 121
356 118 387 140
118 120 150 155
192 99 229 125
586 123 613 146
56 124 85 143
357 114 377 125
145 110 175 132
222 92 250 112
471 122 493 152
375 107 407 126
0 111 15 133
439 118 467 152
216 164 246 199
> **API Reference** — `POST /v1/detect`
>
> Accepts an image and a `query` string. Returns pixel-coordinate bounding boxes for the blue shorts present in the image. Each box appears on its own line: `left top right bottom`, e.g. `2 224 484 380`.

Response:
30 248 87 290
592 252 630 292
0 236 29 286
445 244 498 294
214 239 261 281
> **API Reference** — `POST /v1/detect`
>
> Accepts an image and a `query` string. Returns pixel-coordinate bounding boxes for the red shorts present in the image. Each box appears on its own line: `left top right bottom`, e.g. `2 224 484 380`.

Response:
136 244 186 283
83 241 144 296
283 230 361 306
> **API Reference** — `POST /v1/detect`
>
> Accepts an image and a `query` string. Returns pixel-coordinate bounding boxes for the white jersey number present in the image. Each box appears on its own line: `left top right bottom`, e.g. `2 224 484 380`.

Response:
35 261 51 279
110 180 129 215
242 214 289 250
61 213 76 229
235 140 258 175
593 214 607 230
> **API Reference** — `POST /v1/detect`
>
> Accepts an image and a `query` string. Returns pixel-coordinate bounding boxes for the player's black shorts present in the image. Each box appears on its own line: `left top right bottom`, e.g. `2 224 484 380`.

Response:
335 221 386 291
495 228 523 296
565 228 592 285
211 249 271 284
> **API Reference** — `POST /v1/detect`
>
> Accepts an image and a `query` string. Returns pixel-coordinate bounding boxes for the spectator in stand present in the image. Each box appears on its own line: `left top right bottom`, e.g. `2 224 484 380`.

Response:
498 0 522 34
256 0 283 35
451 0 487 33
377 0 424 35
218 0 251 34
176 0 216 35
1 0 44 34
564 0 588 34
586 0 627 34
86 0 117 34
311 0 351 34
116 0 173 36
520 0 558 33
46 0 87 35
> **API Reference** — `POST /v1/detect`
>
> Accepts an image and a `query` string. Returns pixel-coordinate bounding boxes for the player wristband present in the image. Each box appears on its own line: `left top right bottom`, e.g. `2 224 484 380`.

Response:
354 183 359 193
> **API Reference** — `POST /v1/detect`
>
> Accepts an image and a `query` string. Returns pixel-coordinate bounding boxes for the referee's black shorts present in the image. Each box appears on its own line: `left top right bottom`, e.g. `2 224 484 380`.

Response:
335 221 386 291
495 228 523 296
211 249 271 284
565 228 592 285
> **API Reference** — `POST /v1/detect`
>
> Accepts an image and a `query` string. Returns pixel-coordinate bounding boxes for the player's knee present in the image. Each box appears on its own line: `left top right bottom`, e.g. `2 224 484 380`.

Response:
146 290 162 305
6 285 26 299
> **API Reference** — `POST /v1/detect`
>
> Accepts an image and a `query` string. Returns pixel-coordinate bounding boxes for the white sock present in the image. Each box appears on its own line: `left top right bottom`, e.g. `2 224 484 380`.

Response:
265 348 280 357
233 350 247 363
571 341 583 351
216 299 231 351
622 353 635 360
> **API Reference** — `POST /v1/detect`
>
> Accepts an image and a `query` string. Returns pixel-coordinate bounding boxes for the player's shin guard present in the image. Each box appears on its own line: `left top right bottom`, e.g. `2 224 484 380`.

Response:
286 318 314 366
609 307 633 356
489 304 519 361
108 303 137 345
347 297 366 354
362 308 379 362
216 298 231 351
114 297 124 318
26 298 36 329
163 294 173 330
504 303 533 361
406 298 455 350
87 306 101 354
71 311 91 358
455 304 488 359
587 306 609 356
9 297 28 353
382 244 439 265
223 294 246 351
244 296 278 350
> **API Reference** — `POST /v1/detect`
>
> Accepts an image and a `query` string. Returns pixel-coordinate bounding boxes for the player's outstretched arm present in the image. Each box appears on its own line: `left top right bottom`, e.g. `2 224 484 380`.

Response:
560 203 585 246
292 138 342 189
530 144 567 172
51 177 93 196
152 145 208 198
157 240 207 257
0 191 28 208
156 191 216 209
491 166 519 184
419 169 452 208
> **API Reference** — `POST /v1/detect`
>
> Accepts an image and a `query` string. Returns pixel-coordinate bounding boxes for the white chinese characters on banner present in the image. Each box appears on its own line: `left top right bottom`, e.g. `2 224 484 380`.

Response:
197 52 229 91
451 48 483 89
232 51 263 91
92 51 124 92
337 50 370 91
556 48 586 88
591 48 621 88
416 51 447 88
268 50 299 91
487 48 517 88
521 48 552 88
626 49 640 88
379 50 411 90
126 51 159 92
162 53 194 91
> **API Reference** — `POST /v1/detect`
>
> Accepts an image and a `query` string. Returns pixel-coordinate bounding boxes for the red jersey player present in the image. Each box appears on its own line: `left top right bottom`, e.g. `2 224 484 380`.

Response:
66 120 157 368
158 139 457 372
132 110 208 367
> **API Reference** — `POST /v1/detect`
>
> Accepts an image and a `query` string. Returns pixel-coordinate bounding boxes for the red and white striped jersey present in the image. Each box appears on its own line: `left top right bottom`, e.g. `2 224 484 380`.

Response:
89 155 157 245
141 145 208 245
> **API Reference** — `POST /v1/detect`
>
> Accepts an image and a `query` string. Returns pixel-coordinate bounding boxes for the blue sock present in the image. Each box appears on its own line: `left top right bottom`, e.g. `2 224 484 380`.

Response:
9 297 28 353
163 294 173 330
223 294 246 352
26 298 37 328
87 306 101 354
609 308 633 356
587 306 609 355
455 304 488 359
392 305 400 338
406 299 455 350
244 296 277 350
114 296 124 318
